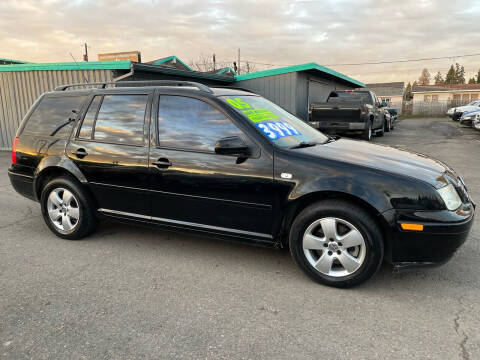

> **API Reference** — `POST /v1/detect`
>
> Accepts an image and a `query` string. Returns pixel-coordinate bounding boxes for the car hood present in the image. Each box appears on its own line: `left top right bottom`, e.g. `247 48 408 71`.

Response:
456 105 480 113
295 138 450 188
462 109 480 117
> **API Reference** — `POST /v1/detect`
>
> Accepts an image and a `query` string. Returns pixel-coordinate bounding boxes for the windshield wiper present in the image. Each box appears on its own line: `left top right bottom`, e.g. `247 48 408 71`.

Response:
290 141 317 149
323 135 340 144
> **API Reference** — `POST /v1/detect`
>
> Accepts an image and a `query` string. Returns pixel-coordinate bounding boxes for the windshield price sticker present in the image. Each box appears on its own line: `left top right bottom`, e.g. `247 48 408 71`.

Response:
225 97 278 123
256 121 301 140
242 108 278 122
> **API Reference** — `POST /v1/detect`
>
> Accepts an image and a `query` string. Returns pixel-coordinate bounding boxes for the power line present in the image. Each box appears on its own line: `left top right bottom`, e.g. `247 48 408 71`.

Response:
323 52 480 66
205 51 480 69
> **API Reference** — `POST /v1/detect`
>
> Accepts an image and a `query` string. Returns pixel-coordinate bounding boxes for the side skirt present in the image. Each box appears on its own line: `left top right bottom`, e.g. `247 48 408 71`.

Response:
97 208 278 247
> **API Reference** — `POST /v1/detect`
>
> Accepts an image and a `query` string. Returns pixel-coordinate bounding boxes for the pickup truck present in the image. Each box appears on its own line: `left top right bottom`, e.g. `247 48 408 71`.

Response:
308 90 387 141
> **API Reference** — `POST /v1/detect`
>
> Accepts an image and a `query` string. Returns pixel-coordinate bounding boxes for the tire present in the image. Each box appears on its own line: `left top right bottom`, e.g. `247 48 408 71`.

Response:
289 200 384 288
40 176 98 240
376 120 385 137
385 119 391 132
362 122 372 141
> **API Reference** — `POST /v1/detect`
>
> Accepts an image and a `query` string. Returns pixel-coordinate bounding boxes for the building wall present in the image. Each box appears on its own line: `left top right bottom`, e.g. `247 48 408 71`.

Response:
0 69 114 149
235 72 353 122
413 91 480 103
234 72 298 115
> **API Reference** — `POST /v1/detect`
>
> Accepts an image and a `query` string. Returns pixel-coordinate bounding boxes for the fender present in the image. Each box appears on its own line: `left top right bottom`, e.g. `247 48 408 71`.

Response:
33 155 88 199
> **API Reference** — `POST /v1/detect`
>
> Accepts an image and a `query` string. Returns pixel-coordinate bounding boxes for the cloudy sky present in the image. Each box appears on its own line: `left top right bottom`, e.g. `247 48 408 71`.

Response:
2 0 480 84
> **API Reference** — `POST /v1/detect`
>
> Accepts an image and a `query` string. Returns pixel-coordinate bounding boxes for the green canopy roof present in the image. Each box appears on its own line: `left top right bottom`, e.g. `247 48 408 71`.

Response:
235 62 365 87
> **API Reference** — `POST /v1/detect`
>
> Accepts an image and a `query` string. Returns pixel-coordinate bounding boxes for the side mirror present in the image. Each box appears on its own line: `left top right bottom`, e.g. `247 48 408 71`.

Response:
214 136 250 157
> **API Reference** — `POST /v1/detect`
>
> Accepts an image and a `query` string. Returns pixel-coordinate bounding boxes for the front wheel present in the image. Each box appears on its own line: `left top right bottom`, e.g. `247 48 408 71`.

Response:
385 119 391 132
41 177 98 240
289 200 384 288
362 122 372 141
376 120 385 137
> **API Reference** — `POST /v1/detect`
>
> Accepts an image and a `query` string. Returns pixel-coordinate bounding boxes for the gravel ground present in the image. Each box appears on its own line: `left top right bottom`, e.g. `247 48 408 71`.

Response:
1 117 479 360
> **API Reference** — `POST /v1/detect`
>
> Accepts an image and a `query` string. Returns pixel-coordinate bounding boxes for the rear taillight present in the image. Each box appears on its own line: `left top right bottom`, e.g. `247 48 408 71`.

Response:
11 137 19 164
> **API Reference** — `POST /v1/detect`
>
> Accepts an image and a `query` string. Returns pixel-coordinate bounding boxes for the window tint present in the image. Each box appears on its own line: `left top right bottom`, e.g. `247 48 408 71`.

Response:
158 96 243 152
78 96 102 139
327 91 372 104
93 95 147 145
23 95 86 137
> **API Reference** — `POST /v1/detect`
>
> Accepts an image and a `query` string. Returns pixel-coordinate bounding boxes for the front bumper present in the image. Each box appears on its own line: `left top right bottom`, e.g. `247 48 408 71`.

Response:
453 112 463 121
382 202 475 269
459 118 473 126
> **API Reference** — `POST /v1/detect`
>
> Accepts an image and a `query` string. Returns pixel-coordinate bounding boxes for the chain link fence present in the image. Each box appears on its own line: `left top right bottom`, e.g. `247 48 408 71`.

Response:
402 99 474 116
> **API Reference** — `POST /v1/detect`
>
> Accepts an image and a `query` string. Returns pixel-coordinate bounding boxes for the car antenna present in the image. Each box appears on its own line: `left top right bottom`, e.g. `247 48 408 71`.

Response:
69 52 89 84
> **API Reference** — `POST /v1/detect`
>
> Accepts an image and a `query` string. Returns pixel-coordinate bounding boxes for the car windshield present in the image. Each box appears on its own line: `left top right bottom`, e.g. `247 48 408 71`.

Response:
220 95 329 148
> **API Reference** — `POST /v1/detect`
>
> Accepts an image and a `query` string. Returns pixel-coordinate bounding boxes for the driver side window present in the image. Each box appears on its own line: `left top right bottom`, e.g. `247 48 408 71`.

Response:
157 95 243 152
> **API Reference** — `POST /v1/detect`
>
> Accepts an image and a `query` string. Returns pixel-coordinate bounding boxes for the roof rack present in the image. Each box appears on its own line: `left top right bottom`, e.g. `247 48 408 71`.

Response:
54 80 213 93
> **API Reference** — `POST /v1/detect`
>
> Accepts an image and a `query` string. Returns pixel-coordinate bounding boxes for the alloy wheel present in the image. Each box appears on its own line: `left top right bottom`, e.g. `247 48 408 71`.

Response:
46 188 80 233
303 217 366 277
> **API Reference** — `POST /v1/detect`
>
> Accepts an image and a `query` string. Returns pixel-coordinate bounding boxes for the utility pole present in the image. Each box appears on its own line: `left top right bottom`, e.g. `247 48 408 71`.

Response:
213 53 216 70
237 48 241 74
83 43 88 62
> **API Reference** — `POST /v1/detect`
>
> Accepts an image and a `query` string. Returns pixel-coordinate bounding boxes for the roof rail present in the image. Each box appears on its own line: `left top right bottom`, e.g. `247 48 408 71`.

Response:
54 80 213 93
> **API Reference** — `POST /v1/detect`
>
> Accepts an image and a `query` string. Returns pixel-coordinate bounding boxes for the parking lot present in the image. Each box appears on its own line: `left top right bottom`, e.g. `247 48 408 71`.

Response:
1 117 479 360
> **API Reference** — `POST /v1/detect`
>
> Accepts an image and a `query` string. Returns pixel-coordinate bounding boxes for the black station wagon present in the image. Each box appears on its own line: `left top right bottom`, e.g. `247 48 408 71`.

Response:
8 80 475 287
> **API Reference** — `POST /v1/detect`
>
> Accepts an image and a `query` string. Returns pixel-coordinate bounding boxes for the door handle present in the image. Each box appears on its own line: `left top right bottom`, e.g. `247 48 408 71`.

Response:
71 148 88 158
152 158 172 168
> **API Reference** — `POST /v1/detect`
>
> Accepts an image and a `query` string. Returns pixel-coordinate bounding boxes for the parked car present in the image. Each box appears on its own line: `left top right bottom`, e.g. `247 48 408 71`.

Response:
473 113 480 130
459 109 480 127
8 81 475 288
446 107 455 118
309 90 388 141
447 100 480 121
385 108 398 130
383 109 392 132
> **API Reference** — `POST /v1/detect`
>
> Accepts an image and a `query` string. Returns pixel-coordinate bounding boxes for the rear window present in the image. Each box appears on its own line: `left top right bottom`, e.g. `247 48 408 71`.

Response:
327 91 372 104
23 95 86 137
78 94 147 146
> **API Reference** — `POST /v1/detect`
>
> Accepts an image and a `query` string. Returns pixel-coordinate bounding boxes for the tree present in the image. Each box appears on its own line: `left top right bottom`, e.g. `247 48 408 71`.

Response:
445 64 456 84
405 82 412 100
476 69 480 84
418 68 431 85
455 63 465 84
468 77 476 84
433 71 444 85
188 53 215 72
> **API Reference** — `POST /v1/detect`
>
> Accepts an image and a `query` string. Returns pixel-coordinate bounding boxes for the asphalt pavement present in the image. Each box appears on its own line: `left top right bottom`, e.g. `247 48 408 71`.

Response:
1 117 479 360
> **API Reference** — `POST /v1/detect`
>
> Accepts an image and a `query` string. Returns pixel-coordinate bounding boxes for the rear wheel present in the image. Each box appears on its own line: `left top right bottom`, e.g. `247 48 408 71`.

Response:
41 177 98 240
289 200 384 288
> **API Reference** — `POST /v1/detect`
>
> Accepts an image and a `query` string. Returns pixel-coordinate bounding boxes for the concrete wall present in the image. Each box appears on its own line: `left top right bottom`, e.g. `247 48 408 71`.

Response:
0 69 114 149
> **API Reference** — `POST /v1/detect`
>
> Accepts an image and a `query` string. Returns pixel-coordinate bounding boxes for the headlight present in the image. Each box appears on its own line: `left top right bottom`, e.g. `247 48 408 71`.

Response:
437 184 462 210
